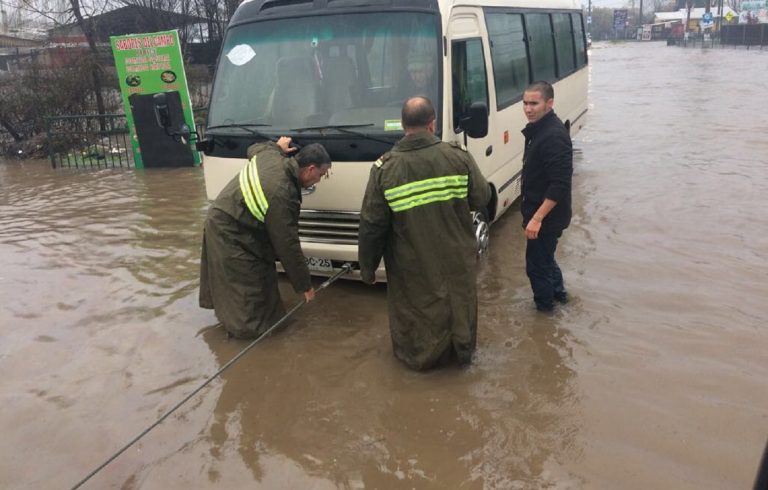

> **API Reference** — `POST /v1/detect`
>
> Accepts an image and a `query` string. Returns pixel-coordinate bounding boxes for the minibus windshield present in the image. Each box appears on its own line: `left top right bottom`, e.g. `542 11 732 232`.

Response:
208 12 441 135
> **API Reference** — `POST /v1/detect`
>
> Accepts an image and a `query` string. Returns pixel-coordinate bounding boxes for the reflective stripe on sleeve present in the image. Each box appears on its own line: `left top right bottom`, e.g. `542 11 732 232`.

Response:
239 157 269 221
384 174 469 213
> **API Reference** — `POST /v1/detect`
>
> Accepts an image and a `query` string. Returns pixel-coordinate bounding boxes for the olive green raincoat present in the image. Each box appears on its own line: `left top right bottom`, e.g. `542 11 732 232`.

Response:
199 142 311 338
358 132 491 370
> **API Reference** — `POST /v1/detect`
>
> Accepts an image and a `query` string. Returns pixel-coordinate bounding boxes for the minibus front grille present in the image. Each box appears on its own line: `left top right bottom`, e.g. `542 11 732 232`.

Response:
299 210 360 245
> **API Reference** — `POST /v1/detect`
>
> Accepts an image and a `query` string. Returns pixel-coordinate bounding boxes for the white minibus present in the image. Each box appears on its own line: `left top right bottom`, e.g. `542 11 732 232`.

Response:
199 0 588 278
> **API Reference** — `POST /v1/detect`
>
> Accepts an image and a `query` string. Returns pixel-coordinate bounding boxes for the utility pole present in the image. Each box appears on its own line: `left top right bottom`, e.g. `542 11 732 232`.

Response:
588 0 592 36
716 0 723 35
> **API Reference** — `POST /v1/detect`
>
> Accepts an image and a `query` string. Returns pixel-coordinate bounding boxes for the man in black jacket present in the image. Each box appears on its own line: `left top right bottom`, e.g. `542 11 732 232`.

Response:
520 81 573 312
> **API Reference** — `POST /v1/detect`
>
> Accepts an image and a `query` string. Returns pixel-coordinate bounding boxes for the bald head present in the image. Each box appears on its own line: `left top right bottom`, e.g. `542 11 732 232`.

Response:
401 96 436 134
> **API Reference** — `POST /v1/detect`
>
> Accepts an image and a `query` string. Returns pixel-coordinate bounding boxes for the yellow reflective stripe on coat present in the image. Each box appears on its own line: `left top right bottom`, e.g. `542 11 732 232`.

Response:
384 174 468 201
239 159 263 221
384 174 469 212
239 167 261 220
389 187 468 212
239 157 269 221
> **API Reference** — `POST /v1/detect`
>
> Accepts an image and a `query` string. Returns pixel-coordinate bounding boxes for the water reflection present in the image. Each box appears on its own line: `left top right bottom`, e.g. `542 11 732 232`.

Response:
0 160 215 488
121 168 210 306
196 227 581 488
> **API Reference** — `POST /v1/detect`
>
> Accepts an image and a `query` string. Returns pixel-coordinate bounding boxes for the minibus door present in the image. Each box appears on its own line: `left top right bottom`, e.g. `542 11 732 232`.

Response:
448 13 497 177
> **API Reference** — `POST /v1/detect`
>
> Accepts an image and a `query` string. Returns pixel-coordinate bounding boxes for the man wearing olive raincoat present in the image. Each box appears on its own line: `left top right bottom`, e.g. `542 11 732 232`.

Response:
359 97 491 370
199 138 332 338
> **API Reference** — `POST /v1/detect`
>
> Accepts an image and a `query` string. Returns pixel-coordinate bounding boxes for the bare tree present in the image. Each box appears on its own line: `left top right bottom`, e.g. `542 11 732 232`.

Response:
69 0 106 116
193 0 224 45
0 53 119 153
189 0 238 45
653 0 678 12
18 0 112 116
0 0 232 152
111 0 199 52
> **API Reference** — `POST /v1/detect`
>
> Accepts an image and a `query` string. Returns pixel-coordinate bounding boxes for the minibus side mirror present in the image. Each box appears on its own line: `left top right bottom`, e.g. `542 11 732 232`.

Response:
196 137 213 153
460 102 489 139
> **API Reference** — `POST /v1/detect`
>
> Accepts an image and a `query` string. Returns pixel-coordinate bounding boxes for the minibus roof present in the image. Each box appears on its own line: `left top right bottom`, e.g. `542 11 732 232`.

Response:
231 0 579 26
232 0 438 25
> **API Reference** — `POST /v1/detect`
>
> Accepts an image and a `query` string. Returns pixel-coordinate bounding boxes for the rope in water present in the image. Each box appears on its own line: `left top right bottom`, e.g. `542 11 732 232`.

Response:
70 263 352 489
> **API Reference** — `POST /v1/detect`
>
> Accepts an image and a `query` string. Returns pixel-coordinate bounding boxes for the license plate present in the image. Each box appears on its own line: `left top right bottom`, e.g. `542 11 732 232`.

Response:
305 256 333 273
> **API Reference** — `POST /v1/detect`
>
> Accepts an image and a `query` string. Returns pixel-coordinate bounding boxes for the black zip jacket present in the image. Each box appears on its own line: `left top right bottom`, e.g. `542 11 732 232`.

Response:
520 110 573 233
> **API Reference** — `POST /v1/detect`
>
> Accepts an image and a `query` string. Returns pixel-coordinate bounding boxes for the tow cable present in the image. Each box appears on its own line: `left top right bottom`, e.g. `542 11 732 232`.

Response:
70 263 353 490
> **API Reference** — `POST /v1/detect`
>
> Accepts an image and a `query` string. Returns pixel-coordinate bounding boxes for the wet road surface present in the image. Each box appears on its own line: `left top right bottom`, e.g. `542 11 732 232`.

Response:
1 42 767 489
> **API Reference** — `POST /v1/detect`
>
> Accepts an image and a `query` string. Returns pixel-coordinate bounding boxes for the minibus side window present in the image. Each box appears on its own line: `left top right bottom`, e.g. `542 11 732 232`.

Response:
452 38 489 132
553 13 576 76
572 13 588 67
485 12 530 110
525 13 557 82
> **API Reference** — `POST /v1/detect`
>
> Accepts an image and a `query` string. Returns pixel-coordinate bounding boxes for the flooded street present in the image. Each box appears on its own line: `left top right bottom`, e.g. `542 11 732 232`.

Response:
2 41 767 489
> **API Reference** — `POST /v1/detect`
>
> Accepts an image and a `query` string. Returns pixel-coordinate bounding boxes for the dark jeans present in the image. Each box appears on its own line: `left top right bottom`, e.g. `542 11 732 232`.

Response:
526 231 566 310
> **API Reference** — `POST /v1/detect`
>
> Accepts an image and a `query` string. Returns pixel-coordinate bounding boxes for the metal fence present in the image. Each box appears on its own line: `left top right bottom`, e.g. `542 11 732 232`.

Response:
674 35 720 48
46 106 208 169
46 114 133 169
673 25 768 50
721 24 768 49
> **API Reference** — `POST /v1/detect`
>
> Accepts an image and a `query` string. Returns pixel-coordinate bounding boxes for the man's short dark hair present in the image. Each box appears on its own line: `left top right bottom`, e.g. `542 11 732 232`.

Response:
526 81 554 101
296 143 331 168
401 96 435 130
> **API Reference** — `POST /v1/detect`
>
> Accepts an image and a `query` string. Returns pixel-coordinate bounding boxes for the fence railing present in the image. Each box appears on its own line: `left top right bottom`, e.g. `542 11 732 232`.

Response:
721 24 768 49
673 26 768 50
675 35 720 49
46 106 209 169
46 114 133 169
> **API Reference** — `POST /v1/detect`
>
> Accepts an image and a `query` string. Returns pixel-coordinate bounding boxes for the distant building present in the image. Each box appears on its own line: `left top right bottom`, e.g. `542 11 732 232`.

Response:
50 5 204 44
0 33 41 49
0 33 44 75
740 1 768 23
637 22 681 41
48 5 216 65
2 5 218 72
654 7 738 33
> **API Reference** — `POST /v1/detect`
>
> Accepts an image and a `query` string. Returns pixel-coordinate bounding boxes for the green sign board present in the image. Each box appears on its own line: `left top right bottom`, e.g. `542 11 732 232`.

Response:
111 30 200 168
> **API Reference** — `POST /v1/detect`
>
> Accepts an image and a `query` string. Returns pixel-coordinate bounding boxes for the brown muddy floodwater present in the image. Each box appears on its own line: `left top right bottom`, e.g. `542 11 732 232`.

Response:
1 42 768 490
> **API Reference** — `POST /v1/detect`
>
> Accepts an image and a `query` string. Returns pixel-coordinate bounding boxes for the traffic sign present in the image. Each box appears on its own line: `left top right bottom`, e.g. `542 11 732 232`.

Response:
613 9 628 30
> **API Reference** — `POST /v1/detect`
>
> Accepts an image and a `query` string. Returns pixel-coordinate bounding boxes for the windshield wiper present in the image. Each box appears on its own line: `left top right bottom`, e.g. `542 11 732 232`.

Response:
206 123 275 141
289 124 395 145
291 124 373 131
